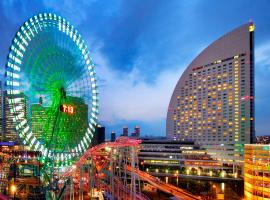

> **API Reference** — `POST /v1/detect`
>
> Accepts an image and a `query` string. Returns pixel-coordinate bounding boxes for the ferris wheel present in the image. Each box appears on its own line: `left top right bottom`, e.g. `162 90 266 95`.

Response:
5 13 98 166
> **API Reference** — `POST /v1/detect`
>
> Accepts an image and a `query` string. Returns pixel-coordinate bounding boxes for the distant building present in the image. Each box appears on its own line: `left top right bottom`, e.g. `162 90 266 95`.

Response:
256 135 270 144
122 126 128 136
167 23 255 162
244 144 270 199
3 92 28 144
111 131 116 142
93 125 105 145
131 126 140 138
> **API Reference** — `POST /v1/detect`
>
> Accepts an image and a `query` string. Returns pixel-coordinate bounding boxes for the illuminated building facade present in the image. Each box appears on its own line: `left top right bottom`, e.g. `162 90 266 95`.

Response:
139 138 241 177
31 96 88 150
244 144 270 199
3 93 28 143
31 104 52 143
167 23 255 162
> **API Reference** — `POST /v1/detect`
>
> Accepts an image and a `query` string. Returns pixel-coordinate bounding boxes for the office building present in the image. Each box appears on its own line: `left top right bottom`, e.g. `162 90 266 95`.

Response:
131 126 140 138
123 126 128 136
3 92 28 144
111 131 116 142
244 144 270 199
93 125 105 145
167 23 255 162
31 96 88 150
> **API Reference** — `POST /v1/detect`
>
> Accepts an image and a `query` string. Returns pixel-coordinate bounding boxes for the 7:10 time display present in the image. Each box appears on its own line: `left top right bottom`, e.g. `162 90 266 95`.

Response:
60 104 75 114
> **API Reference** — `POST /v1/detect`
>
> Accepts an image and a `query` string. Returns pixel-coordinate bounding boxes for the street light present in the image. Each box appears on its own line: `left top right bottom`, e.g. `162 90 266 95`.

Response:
11 184 16 199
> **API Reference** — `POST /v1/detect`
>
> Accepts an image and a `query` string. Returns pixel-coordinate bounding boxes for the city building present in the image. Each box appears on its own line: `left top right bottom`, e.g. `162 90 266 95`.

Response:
31 103 51 143
256 135 270 144
3 92 28 144
139 138 241 178
244 144 270 199
93 125 105 145
131 126 140 138
122 126 128 136
111 131 116 142
0 81 3 142
166 23 255 163
31 96 88 150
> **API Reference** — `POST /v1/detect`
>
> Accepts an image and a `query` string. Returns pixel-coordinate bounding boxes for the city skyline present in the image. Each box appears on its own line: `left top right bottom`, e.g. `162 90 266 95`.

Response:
1 1 270 137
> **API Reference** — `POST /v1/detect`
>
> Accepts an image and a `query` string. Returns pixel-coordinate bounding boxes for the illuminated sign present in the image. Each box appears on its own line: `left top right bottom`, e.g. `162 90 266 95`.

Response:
0 142 15 146
249 24 255 32
192 66 203 71
60 104 75 114
241 96 254 101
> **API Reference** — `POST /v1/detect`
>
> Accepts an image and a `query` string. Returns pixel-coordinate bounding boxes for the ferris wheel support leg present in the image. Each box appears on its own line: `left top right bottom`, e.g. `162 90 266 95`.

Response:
135 146 141 195
79 165 84 200
130 146 136 200
110 150 114 199
69 177 73 200
91 162 95 198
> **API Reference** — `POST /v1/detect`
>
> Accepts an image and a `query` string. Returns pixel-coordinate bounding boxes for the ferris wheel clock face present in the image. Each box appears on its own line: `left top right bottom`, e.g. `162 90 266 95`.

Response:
5 13 99 166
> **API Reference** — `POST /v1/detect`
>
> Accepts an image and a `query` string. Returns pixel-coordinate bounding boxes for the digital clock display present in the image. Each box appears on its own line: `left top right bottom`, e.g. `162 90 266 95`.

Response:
60 104 75 114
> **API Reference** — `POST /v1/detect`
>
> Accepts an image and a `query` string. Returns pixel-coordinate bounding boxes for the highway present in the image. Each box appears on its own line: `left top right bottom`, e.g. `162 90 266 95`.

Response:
126 166 201 200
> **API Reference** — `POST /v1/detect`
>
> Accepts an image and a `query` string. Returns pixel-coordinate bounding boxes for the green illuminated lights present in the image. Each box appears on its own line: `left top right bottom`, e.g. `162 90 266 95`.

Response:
5 13 99 166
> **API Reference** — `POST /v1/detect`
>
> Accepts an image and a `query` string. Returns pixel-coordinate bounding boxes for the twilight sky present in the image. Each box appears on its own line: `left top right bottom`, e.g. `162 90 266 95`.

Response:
0 0 270 138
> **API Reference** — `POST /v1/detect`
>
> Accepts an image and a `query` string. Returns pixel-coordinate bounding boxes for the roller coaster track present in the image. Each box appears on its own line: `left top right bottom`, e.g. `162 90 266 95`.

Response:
62 137 201 200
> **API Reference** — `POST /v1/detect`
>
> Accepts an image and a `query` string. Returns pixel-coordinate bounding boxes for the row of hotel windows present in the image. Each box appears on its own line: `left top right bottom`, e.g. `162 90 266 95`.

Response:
172 54 248 140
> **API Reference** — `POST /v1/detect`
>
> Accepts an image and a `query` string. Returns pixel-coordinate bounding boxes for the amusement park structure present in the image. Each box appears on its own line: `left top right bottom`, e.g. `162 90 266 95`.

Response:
59 136 201 200
0 12 202 200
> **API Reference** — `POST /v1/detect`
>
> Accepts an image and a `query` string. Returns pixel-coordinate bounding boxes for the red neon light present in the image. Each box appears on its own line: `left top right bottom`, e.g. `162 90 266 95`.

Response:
60 104 75 114
241 96 254 101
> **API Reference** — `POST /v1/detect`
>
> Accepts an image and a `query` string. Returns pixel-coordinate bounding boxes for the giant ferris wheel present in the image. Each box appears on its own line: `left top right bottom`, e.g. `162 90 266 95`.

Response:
5 13 98 166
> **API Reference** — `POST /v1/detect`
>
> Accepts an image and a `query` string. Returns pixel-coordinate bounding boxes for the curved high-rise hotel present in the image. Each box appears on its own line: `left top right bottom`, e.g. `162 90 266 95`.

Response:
166 23 255 162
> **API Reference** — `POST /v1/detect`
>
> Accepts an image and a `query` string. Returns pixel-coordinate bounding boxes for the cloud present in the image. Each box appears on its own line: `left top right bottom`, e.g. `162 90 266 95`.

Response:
256 40 270 65
92 43 185 124
43 0 96 25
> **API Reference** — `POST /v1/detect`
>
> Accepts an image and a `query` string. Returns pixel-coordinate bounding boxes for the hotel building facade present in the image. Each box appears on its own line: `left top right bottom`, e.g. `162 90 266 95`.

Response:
166 23 255 163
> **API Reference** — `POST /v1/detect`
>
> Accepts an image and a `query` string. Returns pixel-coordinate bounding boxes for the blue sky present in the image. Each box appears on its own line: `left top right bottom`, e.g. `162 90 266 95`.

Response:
1 0 270 138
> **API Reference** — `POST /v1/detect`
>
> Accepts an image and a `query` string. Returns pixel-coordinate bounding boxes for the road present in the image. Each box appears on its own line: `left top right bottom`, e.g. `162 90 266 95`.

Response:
126 166 201 200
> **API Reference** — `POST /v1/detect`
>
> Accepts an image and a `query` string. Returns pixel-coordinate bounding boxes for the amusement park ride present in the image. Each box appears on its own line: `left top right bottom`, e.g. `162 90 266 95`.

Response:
0 13 201 200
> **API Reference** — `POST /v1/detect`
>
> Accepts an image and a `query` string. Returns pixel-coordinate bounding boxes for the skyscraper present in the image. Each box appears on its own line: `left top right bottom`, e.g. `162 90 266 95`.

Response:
166 23 255 162
4 92 28 143
31 103 51 143
122 126 128 136
131 126 140 138
93 125 105 145
111 131 116 142
31 96 88 150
